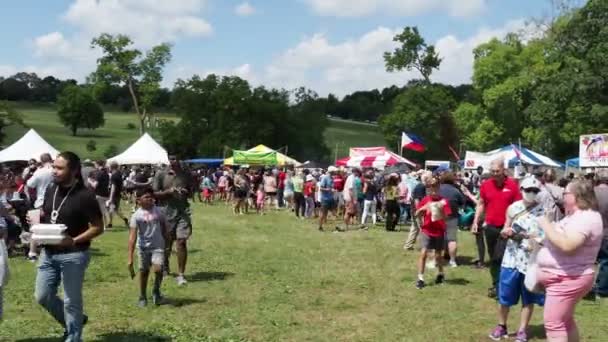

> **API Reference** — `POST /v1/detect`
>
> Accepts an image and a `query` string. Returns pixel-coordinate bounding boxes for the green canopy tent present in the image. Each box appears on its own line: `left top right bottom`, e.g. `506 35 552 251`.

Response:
232 150 278 165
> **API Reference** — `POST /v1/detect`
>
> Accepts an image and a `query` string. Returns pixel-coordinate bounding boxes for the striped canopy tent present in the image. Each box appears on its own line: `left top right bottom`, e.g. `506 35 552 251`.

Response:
336 151 416 170
224 144 300 166
464 145 563 170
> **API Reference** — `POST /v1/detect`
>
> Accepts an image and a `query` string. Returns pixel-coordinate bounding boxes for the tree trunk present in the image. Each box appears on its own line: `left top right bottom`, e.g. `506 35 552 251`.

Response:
127 78 145 135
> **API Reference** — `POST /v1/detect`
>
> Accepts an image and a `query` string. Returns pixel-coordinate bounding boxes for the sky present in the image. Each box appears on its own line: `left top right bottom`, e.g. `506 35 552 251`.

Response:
0 0 553 97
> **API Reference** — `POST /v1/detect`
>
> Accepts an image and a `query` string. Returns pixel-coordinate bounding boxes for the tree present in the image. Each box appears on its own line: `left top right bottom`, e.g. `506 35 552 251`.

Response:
90 33 172 134
57 85 105 136
384 26 442 83
0 78 29 101
0 101 24 144
379 84 457 160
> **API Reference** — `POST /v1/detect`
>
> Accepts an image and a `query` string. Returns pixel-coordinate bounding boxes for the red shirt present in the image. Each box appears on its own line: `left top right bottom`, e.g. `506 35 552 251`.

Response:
418 196 452 237
304 181 315 197
480 177 522 227
278 172 286 189
333 175 344 191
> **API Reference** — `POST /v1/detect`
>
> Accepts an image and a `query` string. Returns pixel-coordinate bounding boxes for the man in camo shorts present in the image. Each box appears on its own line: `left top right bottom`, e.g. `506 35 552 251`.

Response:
153 155 193 286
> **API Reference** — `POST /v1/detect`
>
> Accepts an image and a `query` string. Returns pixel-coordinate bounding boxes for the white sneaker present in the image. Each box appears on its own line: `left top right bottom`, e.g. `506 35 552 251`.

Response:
449 260 458 268
176 275 188 286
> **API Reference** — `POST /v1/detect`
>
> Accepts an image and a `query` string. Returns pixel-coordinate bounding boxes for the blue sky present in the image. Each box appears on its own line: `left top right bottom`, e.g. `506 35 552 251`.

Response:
0 0 551 97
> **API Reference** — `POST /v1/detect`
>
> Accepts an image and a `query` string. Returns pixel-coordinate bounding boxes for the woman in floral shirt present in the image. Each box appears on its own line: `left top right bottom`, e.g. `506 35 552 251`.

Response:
489 177 546 342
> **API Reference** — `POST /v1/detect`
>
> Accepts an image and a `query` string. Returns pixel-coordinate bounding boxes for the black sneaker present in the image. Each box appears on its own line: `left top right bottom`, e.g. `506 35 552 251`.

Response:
435 274 445 285
488 287 497 299
415 279 425 290
152 292 164 306
318 226 324 232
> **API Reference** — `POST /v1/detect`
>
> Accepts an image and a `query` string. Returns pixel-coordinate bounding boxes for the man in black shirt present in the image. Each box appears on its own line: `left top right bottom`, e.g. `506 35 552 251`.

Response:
107 162 129 228
34 151 103 342
88 160 110 228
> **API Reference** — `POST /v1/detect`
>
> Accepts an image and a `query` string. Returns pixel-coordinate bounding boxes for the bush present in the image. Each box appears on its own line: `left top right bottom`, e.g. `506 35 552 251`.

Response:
86 140 97 152
103 144 119 158
126 123 136 130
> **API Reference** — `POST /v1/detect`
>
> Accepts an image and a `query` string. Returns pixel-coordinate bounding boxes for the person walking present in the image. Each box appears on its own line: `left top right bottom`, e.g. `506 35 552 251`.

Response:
472 158 521 298
404 171 432 249
25 153 54 262
537 180 603 342
34 152 104 342
292 171 305 219
384 174 400 231
361 173 378 227
107 162 129 228
318 167 338 231
153 156 193 286
439 171 465 267
88 160 110 228
594 169 608 298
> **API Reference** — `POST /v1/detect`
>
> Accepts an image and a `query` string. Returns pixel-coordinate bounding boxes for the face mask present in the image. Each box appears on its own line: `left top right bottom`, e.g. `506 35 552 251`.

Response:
522 191 537 203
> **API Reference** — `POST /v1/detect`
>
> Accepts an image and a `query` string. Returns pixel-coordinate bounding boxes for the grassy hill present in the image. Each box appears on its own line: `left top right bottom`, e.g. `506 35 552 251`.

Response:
4 103 386 161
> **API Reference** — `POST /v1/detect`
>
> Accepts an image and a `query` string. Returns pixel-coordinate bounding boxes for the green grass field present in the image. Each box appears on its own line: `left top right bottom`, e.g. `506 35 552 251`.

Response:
2 204 607 341
4 103 386 161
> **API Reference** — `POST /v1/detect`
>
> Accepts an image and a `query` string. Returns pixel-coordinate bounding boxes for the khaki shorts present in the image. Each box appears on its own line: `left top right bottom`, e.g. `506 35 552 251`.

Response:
168 215 192 240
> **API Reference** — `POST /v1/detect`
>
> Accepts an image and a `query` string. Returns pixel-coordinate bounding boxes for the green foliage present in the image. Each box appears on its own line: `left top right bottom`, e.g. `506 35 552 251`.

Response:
379 84 456 160
103 144 119 158
384 26 442 83
86 139 97 152
126 122 136 130
91 33 172 133
0 101 24 144
163 75 329 161
56 85 104 136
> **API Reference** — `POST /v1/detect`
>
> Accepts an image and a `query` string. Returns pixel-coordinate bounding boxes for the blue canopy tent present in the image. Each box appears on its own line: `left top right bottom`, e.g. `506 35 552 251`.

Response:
487 145 564 168
565 158 579 168
184 158 224 167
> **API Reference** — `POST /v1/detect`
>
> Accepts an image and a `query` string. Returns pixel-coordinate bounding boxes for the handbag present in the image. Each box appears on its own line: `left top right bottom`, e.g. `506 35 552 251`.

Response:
524 243 544 294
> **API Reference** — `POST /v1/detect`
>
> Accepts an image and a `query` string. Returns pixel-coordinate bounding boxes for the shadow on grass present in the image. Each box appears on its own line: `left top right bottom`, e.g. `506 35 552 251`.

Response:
188 271 234 282
527 324 547 340
92 331 172 341
445 278 471 286
73 132 113 139
163 296 208 307
89 248 109 257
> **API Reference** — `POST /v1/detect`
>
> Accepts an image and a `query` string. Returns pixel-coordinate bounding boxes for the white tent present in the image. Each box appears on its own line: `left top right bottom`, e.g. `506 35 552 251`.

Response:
107 133 169 165
0 129 59 162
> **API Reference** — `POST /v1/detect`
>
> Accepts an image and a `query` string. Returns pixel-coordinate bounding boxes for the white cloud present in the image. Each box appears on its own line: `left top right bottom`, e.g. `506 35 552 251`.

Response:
305 0 486 18
235 2 256 17
262 19 528 97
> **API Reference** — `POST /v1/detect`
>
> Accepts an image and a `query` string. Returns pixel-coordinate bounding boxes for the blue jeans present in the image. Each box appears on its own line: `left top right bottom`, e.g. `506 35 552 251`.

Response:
596 237 608 297
35 249 90 342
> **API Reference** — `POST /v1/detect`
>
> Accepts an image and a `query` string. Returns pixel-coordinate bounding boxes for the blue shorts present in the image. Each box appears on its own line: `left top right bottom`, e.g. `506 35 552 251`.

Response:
498 267 545 307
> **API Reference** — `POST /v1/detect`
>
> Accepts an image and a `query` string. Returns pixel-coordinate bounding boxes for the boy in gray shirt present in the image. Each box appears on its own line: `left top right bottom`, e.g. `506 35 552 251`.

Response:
128 188 169 307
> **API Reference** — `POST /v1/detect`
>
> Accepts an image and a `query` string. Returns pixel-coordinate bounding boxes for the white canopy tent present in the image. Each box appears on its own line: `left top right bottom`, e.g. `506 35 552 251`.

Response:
107 133 169 165
0 129 59 162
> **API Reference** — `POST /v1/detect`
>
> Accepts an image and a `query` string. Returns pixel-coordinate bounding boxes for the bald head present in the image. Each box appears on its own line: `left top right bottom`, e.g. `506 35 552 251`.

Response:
490 157 506 186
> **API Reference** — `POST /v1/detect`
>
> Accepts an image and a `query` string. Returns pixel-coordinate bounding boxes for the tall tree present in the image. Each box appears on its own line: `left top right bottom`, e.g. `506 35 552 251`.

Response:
57 85 104 136
90 33 171 134
0 101 24 144
383 26 442 84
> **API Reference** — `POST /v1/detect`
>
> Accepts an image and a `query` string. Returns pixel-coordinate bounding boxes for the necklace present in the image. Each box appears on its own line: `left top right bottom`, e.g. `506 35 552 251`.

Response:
50 184 76 224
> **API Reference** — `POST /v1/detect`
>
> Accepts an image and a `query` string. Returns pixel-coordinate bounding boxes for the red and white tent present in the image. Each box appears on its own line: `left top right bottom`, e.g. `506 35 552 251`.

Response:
336 147 416 169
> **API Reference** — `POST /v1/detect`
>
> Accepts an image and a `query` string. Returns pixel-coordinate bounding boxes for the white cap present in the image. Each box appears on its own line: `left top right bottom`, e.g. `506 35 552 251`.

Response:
306 174 314 182
328 166 338 173
520 176 541 190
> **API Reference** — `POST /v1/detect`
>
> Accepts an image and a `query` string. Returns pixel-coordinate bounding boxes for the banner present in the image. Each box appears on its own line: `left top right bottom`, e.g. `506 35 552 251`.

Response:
579 134 608 167
463 151 496 170
232 150 278 165
349 147 386 157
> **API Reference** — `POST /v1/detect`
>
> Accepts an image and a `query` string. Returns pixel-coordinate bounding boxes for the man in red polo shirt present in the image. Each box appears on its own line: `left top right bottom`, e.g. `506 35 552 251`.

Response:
472 158 521 298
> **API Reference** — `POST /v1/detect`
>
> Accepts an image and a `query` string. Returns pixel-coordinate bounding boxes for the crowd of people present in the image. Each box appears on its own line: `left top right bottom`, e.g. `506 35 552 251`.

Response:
0 151 607 342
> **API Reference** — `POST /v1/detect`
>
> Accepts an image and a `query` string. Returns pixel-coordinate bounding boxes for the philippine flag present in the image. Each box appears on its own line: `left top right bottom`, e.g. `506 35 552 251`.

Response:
401 132 425 152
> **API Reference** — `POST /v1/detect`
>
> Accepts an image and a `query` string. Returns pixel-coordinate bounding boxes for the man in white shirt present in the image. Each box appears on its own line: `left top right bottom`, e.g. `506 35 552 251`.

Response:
25 153 54 261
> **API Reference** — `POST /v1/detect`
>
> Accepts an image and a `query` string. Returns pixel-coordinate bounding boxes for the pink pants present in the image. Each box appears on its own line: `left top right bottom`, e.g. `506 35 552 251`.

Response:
538 269 594 339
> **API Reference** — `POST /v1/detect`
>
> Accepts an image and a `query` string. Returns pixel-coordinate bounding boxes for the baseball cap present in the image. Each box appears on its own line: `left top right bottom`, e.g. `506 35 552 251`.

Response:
327 166 338 173
306 174 314 182
520 176 541 191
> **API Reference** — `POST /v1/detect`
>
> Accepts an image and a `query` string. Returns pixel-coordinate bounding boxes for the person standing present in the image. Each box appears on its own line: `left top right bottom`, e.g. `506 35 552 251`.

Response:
384 174 400 231
439 172 465 267
277 169 287 209
593 169 608 298
292 171 305 218
488 177 545 342
318 167 337 231
472 158 522 298
153 156 193 286
88 160 110 228
361 173 378 227
404 171 432 250
25 153 54 262
107 162 129 228
35 152 103 341
537 180 603 342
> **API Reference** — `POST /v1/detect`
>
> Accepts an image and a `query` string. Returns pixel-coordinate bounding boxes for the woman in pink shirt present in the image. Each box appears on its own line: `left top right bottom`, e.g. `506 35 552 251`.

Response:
537 180 603 342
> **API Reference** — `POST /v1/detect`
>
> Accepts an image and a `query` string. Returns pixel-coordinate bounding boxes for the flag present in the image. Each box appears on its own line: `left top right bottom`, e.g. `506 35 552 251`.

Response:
401 132 425 152
511 144 522 160
448 145 460 161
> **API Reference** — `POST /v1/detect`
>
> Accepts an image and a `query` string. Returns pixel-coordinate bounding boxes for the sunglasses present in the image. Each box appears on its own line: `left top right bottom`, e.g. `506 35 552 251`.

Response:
523 188 540 194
